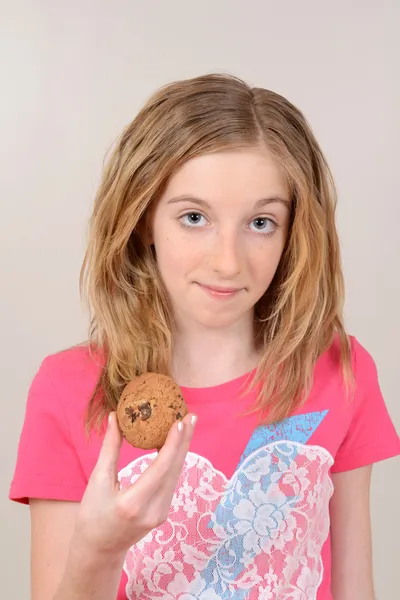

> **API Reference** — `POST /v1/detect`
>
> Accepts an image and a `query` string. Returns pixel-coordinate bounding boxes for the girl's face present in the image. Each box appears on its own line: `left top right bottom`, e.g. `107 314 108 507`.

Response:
151 149 291 332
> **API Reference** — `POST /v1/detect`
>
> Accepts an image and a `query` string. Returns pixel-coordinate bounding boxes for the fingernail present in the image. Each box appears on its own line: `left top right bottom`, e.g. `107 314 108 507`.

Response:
191 415 197 427
177 421 184 432
108 413 112 427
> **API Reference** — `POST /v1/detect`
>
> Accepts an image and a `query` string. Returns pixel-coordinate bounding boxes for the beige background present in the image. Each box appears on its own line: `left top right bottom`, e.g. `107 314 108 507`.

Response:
1 1 399 598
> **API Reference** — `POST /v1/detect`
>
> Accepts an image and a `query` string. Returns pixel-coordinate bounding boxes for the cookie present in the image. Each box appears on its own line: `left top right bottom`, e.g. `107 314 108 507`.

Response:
116 373 188 450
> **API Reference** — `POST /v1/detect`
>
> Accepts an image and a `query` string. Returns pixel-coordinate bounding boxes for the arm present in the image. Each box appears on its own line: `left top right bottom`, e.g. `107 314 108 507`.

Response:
30 500 78 600
29 412 196 600
30 500 124 600
330 465 375 600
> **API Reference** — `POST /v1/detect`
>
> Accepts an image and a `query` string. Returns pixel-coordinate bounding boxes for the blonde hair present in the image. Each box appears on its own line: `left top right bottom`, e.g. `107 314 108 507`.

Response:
80 73 352 432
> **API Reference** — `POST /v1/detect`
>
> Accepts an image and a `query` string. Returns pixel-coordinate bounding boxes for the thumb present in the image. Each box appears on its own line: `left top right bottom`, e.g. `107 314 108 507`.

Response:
94 411 123 479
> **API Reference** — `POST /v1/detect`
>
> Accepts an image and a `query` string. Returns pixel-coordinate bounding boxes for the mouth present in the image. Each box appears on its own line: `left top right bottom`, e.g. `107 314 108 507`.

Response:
196 283 244 298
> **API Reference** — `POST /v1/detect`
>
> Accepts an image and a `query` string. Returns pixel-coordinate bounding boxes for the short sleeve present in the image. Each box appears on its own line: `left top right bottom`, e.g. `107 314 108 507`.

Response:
331 339 400 473
9 359 87 504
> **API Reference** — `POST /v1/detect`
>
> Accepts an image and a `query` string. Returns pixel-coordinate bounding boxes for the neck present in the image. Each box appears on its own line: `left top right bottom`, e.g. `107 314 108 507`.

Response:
171 319 259 388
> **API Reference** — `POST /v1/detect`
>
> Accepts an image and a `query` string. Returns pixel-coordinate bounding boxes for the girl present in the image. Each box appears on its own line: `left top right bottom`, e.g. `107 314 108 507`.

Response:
10 74 400 600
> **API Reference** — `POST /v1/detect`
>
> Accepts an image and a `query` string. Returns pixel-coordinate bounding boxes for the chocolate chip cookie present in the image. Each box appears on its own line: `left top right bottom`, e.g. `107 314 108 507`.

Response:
116 373 188 449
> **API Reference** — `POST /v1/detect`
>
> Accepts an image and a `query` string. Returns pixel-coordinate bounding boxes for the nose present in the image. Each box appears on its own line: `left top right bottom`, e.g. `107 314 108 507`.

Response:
208 228 242 279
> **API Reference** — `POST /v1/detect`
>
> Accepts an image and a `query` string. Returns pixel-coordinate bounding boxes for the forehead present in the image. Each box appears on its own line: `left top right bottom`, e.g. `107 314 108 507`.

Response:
161 149 290 203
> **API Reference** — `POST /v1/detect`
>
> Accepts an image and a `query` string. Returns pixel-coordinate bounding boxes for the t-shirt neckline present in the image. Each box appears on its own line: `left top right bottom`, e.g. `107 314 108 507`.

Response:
179 367 258 400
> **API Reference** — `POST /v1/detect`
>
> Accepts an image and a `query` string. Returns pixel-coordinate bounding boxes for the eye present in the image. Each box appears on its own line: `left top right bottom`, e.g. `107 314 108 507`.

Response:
249 217 277 235
179 212 208 228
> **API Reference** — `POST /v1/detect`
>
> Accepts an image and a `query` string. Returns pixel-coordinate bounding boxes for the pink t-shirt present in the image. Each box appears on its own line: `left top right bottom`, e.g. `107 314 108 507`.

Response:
10 336 400 599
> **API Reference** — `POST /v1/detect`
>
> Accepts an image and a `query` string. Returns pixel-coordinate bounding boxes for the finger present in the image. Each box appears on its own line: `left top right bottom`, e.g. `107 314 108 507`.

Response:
94 411 123 480
155 413 197 497
157 412 197 470
129 412 197 497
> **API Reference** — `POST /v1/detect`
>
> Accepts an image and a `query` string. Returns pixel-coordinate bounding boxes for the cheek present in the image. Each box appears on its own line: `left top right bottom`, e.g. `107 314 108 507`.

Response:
155 235 202 279
250 239 285 282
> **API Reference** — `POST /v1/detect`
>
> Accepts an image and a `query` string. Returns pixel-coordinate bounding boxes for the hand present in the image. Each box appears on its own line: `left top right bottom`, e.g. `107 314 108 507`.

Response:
71 411 197 563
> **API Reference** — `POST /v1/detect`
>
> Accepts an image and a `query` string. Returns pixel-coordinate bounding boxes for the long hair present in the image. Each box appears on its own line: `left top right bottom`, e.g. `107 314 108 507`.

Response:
79 73 352 432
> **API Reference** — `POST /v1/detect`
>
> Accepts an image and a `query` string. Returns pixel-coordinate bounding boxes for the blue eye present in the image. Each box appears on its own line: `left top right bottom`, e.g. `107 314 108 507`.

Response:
179 212 207 227
249 217 276 235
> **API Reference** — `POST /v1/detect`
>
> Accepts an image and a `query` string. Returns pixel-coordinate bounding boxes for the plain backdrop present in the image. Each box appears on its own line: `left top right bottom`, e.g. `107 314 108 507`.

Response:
1 1 399 598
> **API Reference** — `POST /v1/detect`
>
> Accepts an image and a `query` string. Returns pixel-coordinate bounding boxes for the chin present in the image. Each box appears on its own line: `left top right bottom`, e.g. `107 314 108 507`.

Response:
190 309 246 330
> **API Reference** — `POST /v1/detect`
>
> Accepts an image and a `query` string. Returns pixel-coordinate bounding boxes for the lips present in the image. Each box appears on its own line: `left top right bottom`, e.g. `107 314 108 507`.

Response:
196 283 243 297
204 285 241 293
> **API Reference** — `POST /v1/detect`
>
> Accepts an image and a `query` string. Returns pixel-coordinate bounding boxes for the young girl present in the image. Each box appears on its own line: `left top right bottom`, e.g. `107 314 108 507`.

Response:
10 74 400 600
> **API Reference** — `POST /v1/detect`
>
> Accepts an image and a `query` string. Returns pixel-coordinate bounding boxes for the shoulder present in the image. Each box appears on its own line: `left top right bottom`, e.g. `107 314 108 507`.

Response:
320 333 392 422
34 343 105 413
319 333 377 384
10 342 103 504
348 336 378 378
41 342 104 379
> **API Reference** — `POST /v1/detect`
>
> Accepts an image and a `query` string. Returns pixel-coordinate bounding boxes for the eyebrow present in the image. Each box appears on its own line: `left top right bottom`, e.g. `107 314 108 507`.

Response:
166 194 291 209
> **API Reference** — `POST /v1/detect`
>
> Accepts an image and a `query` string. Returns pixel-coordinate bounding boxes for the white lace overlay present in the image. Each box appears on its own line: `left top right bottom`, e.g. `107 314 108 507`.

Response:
118 442 334 599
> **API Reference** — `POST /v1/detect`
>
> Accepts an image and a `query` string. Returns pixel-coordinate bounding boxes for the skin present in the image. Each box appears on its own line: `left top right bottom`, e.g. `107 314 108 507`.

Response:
31 413 197 600
30 149 375 599
151 149 291 387
330 467 375 599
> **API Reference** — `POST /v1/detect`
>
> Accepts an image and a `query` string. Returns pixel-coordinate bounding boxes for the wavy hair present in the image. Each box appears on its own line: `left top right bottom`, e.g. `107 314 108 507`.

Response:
79 73 352 432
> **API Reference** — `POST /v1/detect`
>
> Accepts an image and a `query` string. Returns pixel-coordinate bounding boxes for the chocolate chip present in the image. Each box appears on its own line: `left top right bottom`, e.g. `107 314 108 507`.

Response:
138 402 152 421
125 406 138 423
176 412 182 420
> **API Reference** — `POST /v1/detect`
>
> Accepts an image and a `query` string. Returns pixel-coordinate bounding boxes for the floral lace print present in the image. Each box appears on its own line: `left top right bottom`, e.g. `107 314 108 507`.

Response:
118 441 334 599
